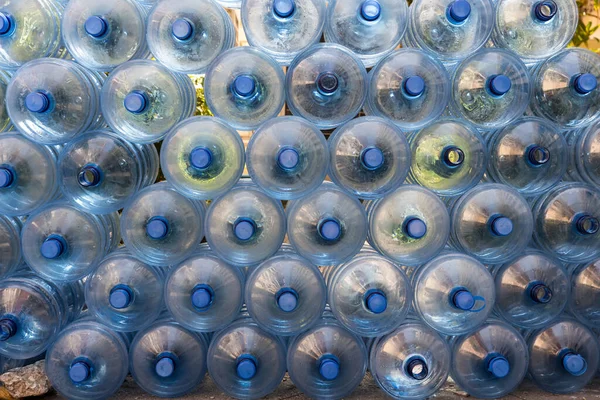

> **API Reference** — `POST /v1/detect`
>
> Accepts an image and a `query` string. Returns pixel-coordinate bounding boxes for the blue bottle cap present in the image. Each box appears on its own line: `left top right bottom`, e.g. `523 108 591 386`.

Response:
109 285 133 309
171 18 194 41
189 147 213 170
527 145 551 166
276 288 299 312
155 355 176 378
0 12 14 36
233 75 257 98
318 356 340 381
236 355 258 380
234 218 256 241
360 0 381 21
124 91 148 114
273 0 295 18
0 318 17 341
529 282 553 304
316 72 339 95
576 214 600 235
360 147 385 170
318 218 342 241
277 147 300 170
25 91 51 113
69 361 91 383
77 165 102 187
488 355 510 378
191 285 214 309
0 167 14 188
403 76 426 98
365 291 387 314
406 357 428 380
452 289 475 310
534 0 558 22
563 353 587 376
487 75 512 97
41 236 66 259
84 16 108 38
146 217 169 240
490 215 514 237
404 218 427 239
442 146 465 168
447 0 471 23
573 73 598 95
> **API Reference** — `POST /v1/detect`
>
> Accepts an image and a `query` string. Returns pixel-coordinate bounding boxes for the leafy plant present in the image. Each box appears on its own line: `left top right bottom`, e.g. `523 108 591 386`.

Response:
571 0 600 51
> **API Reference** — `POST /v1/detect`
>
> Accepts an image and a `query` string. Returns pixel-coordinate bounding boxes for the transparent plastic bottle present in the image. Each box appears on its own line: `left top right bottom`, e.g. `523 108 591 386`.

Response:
487 117 568 196
58 130 159 215
62 0 150 72
0 215 20 278
364 49 449 131
286 43 367 130
408 119 487 196
246 116 329 200
570 259 600 328
366 185 450 267
532 182 600 263
0 70 11 132
450 49 530 130
6 59 105 145
530 49 600 129
120 182 205 266
204 47 285 130
216 0 241 8
161 117 245 200
328 116 410 200
449 183 533 264
566 120 600 187
527 318 599 394
147 0 235 74
451 320 529 399
242 0 325 65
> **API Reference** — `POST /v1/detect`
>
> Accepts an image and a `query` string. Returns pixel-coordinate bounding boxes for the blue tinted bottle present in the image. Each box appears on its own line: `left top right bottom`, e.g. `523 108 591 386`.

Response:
0 70 11 132
0 215 20 277
569 259 600 328
566 120 600 187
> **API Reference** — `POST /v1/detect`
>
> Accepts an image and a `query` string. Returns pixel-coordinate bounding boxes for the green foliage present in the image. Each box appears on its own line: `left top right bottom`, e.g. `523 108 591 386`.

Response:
571 0 600 51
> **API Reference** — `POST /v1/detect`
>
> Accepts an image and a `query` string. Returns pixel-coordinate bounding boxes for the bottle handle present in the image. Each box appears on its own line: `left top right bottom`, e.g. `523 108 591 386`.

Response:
468 295 487 313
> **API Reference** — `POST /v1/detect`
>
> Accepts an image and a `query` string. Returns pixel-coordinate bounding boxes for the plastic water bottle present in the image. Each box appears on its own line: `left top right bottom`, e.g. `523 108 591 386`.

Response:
492 0 578 62
451 320 529 398
370 320 451 400
161 117 245 200
21 202 120 282
286 182 367 266
0 273 84 359
246 116 329 200
6 59 105 145
366 185 450 267
0 70 11 132
532 182 600 263
208 317 287 399
147 0 235 74
405 0 494 64
566 120 600 187
204 47 285 131
101 60 195 144
58 130 159 215
449 184 533 264
205 182 286 266
0 133 59 216
328 116 410 200
286 43 367 130
62 0 150 71
0 0 67 70
129 318 209 397
530 49 600 129
216 0 241 7
568 259 600 329
287 316 368 399
120 182 206 266
242 0 326 65
450 49 530 130
0 215 20 278
364 49 449 131
324 0 409 67
527 318 599 394
45 318 130 400
165 245 245 332
325 250 411 337
408 119 487 196
487 117 568 196
493 250 569 329
245 245 326 336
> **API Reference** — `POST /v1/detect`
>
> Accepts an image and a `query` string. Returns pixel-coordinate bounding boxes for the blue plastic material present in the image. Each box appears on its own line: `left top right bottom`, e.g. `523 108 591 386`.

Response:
490 216 514 237
277 147 300 170
171 19 194 41
453 289 476 311
448 0 472 23
191 285 213 310
124 91 148 114
85 16 108 38
237 356 258 380
360 147 384 170
488 356 510 378
365 291 387 314
563 353 587 376
316 72 339 95
233 75 257 98
488 75 512 97
403 76 426 98
276 289 298 312
360 0 381 21
41 236 66 260
319 357 340 380
69 361 91 383
0 168 14 188
234 218 256 241
574 73 598 95
0 319 16 342
404 218 427 239
273 0 295 18
109 286 133 310
189 147 213 170
318 218 342 241
25 92 51 113
534 0 558 21
156 355 176 378
146 217 169 240
0 13 14 36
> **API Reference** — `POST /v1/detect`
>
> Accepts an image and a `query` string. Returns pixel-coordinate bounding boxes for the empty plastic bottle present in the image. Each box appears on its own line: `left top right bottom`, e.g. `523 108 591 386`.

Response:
208 317 287 399
527 318 599 394
6 59 105 145
530 49 600 129
366 185 450 267
59 130 159 215
0 273 84 359
492 0 578 62
287 317 368 399
451 49 530 130
205 47 285 131
370 320 451 400
242 0 325 65
205 182 286 266
45 318 130 400
325 251 411 337
494 250 569 329
0 133 59 216
286 182 367 266
328 116 410 199
22 202 120 282
62 0 150 71
165 245 245 332
570 259 600 329
532 182 600 263
405 0 494 64
451 320 529 398
147 0 235 74
286 43 367 130
449 184 533 264
324 0 409 67
364 49 449 131
161 117 245 200
487 117 567 196
121 182 205 266
0 215 20 278
0 70 11 132
247 116 329 200
566 120 600 187
408 119 487 196
246 245 326 336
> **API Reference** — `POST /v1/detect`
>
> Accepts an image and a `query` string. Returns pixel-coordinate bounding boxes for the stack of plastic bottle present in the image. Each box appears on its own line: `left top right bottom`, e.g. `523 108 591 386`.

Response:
0 0 599 399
